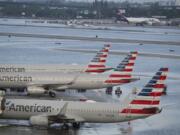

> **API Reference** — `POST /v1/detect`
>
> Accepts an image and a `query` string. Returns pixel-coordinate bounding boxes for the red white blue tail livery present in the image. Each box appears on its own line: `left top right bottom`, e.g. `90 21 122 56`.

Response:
105 51 138 84
85 44 111 73
120 67 168 119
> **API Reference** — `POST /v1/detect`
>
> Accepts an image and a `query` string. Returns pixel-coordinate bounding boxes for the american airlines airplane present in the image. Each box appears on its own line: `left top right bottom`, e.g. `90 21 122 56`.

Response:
116 11 160 26
0 44 111 74
0 67 168 129
0 52 138 97
126 17 160 26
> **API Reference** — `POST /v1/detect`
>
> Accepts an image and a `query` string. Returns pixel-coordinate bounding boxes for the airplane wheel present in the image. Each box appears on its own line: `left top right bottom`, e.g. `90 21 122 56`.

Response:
62 123 69 130
49 91 56 98
72 122 80 129
77 89 86 93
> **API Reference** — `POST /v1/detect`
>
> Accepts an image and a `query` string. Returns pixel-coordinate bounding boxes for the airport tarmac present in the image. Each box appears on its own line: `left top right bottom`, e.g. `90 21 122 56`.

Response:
0 31 180 46
0 24 180 135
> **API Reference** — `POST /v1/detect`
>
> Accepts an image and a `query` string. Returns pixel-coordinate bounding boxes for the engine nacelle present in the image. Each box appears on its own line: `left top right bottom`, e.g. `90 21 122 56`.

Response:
0 91 5 97
0 96 5 114
29 116 49 127
27 86 46 95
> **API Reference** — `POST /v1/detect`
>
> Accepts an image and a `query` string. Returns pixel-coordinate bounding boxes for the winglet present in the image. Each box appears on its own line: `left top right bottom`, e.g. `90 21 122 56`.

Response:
59 102 68 116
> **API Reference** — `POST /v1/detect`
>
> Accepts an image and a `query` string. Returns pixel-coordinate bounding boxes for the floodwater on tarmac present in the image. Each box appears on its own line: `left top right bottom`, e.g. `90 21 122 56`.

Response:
0 25 180 135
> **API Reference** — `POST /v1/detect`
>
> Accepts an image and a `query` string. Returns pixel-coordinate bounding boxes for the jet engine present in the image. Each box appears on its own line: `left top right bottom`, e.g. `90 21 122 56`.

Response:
0 96 5 114
29 116 49 126
27 86 46 95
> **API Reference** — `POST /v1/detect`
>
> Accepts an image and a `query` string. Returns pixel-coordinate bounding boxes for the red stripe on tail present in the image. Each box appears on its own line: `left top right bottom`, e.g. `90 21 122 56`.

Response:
85 69 105 73
125 63 134 66
121 69 133 72
109 74 131 78
121 108 158 114
131 100 160 105
88 65 105 68
101 49 109 52
153 84 165 88
105 79 130 84
98 59 106 62
149 92 162 96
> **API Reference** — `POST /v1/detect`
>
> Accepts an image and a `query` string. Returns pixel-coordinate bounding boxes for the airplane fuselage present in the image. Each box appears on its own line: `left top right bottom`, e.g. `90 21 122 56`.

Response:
0 64 86 73
1 99 146 123
126 17 160 25
0 72 121 90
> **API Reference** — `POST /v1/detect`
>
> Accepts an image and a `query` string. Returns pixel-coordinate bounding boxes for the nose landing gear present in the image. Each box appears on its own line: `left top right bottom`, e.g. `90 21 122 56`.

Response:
72 122 80 129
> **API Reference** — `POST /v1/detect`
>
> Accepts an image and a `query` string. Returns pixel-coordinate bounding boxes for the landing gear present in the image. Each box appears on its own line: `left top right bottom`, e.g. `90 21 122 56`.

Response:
77 89 86 93
115 87 122 96
49 91 56 97
61 123 80 130
136 23 144 26
62 123 69 130
72 122 80 129
106 87 113 94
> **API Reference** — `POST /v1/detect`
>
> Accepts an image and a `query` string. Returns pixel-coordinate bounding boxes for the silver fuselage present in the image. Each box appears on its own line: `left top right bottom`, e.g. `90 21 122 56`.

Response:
0 64 86 73
1 99 148 123
0 72 118 90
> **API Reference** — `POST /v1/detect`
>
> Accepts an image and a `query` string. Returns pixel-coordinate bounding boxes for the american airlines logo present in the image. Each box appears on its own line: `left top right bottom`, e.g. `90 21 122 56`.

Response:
0 67 25 72
0 75 32 82
5 101 52 113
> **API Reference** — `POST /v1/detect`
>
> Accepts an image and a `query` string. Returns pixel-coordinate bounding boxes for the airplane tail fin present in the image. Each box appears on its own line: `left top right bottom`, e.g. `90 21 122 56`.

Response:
105 51 138 84
120 67 168 118
85 44 111 73
116 10 129 23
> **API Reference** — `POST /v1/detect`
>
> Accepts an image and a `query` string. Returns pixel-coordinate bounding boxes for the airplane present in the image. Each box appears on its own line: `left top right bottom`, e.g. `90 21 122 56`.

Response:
0 67 168 129
0 51 138 97
0 44 111 74
116 11 160 26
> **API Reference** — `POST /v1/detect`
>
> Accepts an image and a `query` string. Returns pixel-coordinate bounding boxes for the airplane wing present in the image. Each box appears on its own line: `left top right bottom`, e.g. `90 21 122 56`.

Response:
132 73 180 80
25 81 75 94
48 102 85 123
102 67 114 71
129 77 140 82
27 73 81 91
93 67 113 72
27 82 72 91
